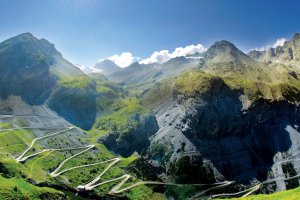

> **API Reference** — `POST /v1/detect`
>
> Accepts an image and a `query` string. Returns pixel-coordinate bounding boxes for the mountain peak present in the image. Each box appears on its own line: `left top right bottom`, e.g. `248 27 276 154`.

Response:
291 33 300 45
208 40 240 53
97 59 115 65
19 32 34 37
128 62 141 68
94 59 121 75
292 33 300 40
0 32 60 56
214 40 236 47
0 33 83 104
203 39 259 77
8 32 39 43
205 40 247 61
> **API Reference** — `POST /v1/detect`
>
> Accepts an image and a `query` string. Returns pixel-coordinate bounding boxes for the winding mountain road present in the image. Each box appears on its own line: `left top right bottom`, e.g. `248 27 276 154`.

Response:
188 181 233 200
209 183 261 199
16 127 74 162
10 123 234 195
208 172 300 199
7 117 300 197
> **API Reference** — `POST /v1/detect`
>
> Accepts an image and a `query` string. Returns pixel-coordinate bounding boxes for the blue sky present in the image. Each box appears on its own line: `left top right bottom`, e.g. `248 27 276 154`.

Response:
0 0 300 67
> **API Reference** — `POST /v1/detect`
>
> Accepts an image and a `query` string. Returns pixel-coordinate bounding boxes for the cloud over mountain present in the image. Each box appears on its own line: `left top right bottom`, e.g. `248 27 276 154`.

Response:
139 50 171 64
251 37 287 51
105 52 138 68
96 43 206 68
140 44 207 64
272 38 286 48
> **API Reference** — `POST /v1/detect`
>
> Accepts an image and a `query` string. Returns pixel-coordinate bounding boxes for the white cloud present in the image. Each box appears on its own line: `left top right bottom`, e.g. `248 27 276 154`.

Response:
94 43 206 68
171 44 207 57
75 64 103 74
251 38 287 51
272 38 286 48
105 52 136 68
75 64 90 73
139 50 171 64
140 44 207 64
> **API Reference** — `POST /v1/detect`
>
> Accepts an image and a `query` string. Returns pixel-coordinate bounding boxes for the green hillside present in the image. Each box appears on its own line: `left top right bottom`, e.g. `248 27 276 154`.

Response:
0 176 66 200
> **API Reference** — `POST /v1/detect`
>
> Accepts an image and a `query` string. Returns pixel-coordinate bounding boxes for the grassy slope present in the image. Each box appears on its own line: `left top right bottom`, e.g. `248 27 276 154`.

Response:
0 125 66 199
0 175 65 200
168 69 300 103
58 75 94 89
42 75 161 198
0 118 161 199
174 70 217 95
55 74 125 115
94 97 148 134
59 74 124 96
89 97 160 199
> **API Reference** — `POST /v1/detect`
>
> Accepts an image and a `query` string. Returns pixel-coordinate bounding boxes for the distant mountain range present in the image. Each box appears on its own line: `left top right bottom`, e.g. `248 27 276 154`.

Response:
249 33 300 63
93 59 121 75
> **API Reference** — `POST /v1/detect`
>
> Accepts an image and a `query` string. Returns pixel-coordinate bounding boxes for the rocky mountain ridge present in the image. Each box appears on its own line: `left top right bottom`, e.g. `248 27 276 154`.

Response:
93 59 122 75
136 36 300 198
249 33 300 63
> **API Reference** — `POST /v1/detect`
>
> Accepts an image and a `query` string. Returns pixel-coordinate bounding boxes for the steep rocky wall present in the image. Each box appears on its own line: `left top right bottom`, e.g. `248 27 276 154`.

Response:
100 114 159 157
47 86 97 130
143 79 300 194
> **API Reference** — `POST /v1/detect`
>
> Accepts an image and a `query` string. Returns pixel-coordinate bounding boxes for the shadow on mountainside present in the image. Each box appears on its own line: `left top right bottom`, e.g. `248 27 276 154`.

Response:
0 65 57 106
181 81 298 186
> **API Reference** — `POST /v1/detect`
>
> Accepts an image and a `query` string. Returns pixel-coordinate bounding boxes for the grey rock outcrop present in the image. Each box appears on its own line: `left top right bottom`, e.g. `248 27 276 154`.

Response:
100 115 159 157
248 33 300 63
143 77 300 194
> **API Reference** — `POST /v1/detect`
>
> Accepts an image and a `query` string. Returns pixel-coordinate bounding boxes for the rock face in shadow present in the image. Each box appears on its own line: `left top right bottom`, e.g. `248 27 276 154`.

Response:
0 33 84 106
99 115 159 157
47 86 97 130
0 33 58 105
184 100 296 183
0 33 103 130
142 76 300 193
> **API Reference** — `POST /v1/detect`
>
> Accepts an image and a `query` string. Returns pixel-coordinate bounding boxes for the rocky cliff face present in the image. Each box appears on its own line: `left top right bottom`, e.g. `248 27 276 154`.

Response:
47 85 97 130
248 33 300 63
0 33 58 104
141 72 300 195
100 114 159 157
0 33 84 100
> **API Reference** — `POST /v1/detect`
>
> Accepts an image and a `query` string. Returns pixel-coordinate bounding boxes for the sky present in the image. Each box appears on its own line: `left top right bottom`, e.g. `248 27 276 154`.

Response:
0 0 300 67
